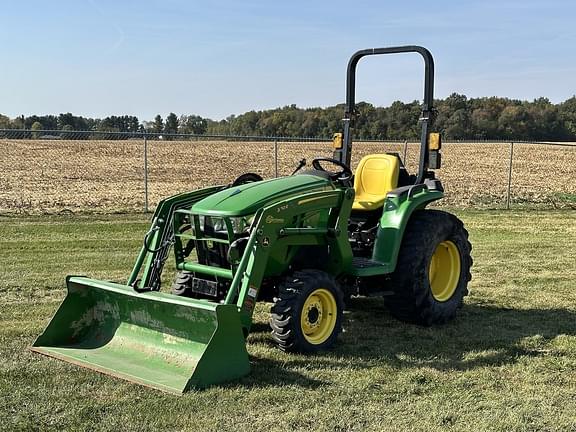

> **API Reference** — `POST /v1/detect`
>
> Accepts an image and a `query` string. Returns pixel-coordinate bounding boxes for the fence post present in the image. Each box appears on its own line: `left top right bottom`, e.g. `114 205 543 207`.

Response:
144 132 149 213
402 140 408 165
274 140 279 178
506 141 514 210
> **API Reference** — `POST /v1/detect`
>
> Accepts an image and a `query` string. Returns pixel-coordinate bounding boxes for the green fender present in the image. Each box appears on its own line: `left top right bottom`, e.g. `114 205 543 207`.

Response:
371 187 444 272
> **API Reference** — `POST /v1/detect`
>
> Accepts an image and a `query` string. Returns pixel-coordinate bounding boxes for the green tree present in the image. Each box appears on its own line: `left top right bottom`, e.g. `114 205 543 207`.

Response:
0 114 10 129
164 113 179 135
57 113 75 130
526 98 564 140
179 115 207 135
435 93 472 139
31 121 43 138
469 97 508 139
498 105 531 140
12 115 26 129
152 115 164 134
97 117 120 133
1 94 573 141
61 124 75 139
385 101 421 139
558 96 576 139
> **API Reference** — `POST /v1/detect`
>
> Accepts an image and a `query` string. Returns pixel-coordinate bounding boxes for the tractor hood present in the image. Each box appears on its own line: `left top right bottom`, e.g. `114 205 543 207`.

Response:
191 175 334 217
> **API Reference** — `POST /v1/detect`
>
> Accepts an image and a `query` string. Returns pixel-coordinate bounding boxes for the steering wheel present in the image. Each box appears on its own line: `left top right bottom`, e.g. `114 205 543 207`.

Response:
231 172 263 186
311 157 353 183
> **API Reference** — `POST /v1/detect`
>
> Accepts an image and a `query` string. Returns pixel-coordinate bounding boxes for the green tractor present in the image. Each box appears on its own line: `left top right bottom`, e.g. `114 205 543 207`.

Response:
33 46 472 394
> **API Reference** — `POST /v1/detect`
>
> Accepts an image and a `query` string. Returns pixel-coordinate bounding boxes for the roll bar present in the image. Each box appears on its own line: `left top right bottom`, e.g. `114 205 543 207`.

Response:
335 45 435 184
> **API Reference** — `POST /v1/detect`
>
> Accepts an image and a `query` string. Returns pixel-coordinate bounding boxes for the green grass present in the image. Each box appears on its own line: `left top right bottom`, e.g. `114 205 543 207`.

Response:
553 192 576 204
1 210 575 431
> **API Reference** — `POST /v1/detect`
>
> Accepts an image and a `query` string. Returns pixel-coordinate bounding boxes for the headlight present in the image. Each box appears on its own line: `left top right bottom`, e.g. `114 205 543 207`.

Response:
212 217 227 232
229 215 254 234
195 214 254 235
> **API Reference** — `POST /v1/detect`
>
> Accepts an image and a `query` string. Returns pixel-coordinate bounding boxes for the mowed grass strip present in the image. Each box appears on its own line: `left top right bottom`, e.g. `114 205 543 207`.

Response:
1 210 575 431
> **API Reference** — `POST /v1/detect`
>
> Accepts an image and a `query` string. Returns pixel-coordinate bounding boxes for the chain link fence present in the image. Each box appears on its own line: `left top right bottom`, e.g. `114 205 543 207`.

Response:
0 129 574 214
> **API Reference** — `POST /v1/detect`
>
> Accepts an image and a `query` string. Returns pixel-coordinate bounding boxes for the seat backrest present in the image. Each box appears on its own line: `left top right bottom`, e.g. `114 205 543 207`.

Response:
352 154 400 211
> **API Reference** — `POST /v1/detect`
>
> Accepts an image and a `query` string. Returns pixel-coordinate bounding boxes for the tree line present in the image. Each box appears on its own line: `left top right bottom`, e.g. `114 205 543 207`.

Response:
1 94 575 140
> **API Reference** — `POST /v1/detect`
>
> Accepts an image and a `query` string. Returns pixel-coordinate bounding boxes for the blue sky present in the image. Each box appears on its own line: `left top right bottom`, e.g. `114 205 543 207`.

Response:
1 0 575 120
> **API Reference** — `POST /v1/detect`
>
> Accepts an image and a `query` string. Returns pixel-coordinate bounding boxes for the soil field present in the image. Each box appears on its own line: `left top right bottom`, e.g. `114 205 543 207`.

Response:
0 139 574 214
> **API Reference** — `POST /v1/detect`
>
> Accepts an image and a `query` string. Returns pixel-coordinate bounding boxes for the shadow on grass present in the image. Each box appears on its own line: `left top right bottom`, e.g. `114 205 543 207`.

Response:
232 356 326 389
246 297 576 381
342 297 576 371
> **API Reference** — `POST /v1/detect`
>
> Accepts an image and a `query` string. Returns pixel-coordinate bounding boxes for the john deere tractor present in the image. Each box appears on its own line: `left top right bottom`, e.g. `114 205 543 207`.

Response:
33 46 472 394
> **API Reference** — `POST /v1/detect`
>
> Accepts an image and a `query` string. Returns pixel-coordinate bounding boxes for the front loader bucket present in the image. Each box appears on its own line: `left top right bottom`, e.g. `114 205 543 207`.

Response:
32 276 250 394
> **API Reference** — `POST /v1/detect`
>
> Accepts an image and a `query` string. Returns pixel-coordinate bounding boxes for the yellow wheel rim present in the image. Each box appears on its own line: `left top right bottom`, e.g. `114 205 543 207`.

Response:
429 240 461 302
300 288 338 345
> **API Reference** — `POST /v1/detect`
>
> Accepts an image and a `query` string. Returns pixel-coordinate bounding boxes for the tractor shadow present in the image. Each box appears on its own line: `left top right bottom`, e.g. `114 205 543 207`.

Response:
334 297 576 371
245 297 576 382
233 356 326 390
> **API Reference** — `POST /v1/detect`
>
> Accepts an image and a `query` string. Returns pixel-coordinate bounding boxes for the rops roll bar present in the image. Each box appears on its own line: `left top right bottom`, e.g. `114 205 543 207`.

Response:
335 45 435 184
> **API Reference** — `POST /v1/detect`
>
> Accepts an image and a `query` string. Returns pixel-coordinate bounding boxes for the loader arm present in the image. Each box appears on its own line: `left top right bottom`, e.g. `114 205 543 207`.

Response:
128 185 224 291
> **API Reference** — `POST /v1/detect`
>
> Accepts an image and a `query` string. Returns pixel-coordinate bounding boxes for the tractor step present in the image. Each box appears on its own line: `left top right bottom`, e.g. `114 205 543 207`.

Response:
352 257 382 268
349 256 392 277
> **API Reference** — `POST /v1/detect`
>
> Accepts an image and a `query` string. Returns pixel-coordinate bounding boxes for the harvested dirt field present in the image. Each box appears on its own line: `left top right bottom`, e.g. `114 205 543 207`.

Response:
0 139 574 214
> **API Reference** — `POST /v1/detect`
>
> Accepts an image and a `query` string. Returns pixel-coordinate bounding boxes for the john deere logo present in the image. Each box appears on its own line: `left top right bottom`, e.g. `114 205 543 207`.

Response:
206 240 214 249
266 215 284 224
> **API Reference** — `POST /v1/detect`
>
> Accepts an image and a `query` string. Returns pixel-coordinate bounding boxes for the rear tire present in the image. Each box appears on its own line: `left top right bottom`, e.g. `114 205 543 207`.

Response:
270 270 344 353
385 210 472 325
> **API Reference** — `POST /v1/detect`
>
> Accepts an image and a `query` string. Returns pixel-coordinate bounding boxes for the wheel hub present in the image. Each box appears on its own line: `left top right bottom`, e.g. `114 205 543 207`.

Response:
300 288 337 344
429 240 461 302
307 306 320 325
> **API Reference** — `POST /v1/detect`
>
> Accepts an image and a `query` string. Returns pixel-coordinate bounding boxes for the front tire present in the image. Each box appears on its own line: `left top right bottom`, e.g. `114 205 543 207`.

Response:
270 270 344 352
385 210 472 325
171 270 193 296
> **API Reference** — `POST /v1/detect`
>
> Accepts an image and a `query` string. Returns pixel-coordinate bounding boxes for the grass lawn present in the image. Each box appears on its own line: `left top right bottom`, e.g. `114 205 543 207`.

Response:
1 210 575 431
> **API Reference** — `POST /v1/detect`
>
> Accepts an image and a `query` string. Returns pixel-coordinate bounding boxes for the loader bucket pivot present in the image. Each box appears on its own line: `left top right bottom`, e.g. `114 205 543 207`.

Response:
32 277 250 394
